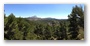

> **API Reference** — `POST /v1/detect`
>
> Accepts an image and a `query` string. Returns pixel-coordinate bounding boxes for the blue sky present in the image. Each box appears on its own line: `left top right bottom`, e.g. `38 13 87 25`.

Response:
4 4 84 19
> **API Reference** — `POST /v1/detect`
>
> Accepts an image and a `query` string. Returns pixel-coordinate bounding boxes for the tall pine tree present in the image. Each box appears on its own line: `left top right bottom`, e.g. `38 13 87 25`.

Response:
68 5 84 40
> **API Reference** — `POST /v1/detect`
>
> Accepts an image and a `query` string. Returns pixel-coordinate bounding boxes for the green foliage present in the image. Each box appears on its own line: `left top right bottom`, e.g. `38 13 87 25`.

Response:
4 5 84 40
68 5 84 40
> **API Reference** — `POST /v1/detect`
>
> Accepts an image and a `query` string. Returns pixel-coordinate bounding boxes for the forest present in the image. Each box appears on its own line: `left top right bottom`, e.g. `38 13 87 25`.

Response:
4 5 84 40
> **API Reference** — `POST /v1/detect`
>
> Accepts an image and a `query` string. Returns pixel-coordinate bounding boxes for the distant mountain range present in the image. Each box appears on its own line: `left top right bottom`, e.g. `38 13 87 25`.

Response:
27 16 41 21
27 16 67 21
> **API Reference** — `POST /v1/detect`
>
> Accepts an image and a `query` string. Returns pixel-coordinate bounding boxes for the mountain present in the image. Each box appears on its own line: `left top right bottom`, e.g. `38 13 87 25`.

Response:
27 16 41 21
24 16 68 26
27 16 67 21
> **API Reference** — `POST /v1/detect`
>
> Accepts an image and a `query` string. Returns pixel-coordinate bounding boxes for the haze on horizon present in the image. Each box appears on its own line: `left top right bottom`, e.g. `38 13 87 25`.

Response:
4 4 84 19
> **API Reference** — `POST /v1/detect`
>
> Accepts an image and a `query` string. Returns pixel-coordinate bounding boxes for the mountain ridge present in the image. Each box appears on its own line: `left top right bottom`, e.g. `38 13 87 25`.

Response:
27 16 67 21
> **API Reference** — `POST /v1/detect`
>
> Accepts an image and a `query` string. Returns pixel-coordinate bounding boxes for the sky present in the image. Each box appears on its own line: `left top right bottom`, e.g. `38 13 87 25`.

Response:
4 4 84 19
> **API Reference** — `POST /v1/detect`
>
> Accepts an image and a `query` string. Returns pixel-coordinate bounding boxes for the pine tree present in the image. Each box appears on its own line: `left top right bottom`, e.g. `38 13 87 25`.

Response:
68 5 84 40
4 13 16 40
